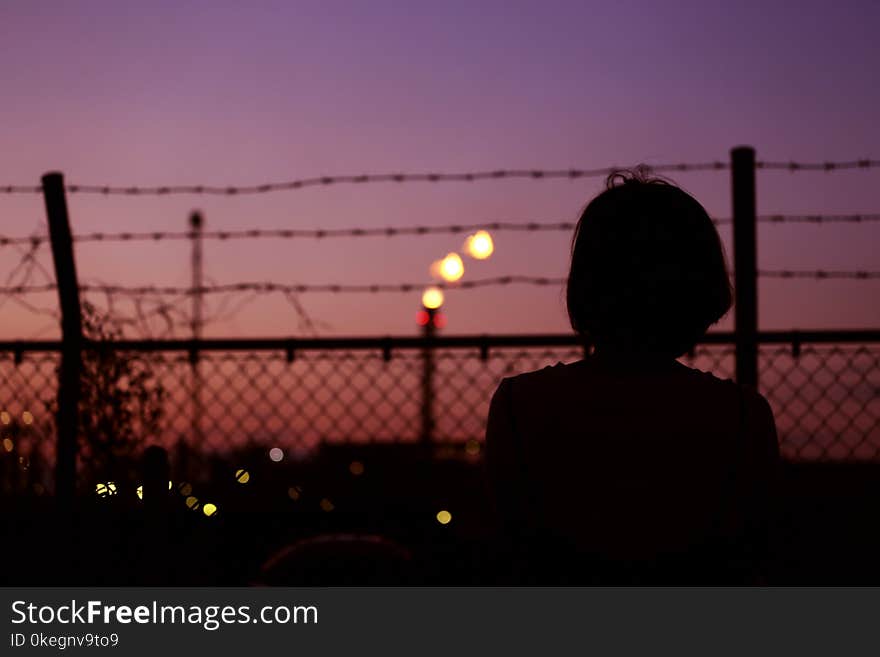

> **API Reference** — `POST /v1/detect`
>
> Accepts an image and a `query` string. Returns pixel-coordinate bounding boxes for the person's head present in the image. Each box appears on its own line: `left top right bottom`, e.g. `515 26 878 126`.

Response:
566 169 732 360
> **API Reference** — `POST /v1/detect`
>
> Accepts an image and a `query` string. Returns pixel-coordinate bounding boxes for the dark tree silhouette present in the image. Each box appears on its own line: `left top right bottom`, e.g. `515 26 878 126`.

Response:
61 301 167 487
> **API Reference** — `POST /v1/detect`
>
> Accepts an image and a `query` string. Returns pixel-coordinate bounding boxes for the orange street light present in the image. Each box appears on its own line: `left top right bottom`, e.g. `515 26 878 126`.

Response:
421 286 444 310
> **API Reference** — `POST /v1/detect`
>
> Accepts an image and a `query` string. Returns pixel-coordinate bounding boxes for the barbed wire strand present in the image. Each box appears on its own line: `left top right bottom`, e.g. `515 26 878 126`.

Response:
1 159 878 196
0 163 727 196
757 160 880 171
2 214 880 247
0 271 878 298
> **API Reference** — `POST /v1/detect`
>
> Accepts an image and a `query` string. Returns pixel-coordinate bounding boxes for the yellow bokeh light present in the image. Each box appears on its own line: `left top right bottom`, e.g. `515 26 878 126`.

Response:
185 495 199 509
202 503 218 517
235 469 250 484
437 253 464 282
319 498 335 512
178 482 193 496
436 509 452 525
96 481 117 497
422 286 444 310
0 411 10 425
2 438 13 452
464 230 494 260
21 411 33 425
465 439 481 456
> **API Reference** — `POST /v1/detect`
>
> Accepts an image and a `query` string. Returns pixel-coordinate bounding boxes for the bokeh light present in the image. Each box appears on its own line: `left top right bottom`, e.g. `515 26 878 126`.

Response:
320 498 335 512
432 252 464 282
269 447 284 462
464 230 494 260
422 286 444 310
235 469 250 484
96 482 118 498
202 503 218 517
436 509 452 525
349 460 365 476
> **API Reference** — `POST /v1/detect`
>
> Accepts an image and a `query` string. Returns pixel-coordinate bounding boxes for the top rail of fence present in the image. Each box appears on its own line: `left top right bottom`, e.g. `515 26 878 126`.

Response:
0 329 878 355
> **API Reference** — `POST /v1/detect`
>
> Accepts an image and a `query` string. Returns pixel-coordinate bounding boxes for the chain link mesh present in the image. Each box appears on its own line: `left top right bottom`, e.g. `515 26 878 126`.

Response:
0 342 877 497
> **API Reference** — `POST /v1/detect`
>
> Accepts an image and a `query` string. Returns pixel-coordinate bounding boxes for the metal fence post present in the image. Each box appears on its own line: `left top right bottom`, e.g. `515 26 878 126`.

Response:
189 212 204 462
420 307 436 445
731 146 758 387
42 172 83 506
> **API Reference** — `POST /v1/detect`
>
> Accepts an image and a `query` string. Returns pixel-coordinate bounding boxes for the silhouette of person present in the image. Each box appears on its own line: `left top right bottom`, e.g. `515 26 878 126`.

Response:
486 170 779 584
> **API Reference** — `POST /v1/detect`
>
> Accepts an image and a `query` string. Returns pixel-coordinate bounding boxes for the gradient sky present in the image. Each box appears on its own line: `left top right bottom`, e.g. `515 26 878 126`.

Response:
1 0 878 339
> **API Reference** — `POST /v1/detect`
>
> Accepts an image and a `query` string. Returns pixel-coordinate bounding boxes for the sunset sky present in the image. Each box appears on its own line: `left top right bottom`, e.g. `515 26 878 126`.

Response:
1 0 878 339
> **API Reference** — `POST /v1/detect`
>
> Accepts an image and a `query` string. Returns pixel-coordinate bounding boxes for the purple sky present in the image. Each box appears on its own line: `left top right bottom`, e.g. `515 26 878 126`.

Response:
1 0 878 339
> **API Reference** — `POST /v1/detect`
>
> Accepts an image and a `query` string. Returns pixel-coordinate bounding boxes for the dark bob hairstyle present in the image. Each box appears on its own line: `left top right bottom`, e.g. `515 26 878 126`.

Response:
566 169 732 359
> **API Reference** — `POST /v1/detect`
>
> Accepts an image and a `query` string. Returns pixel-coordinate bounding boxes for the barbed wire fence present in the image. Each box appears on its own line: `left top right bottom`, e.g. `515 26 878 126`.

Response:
2 157 878 196
0 149 878 503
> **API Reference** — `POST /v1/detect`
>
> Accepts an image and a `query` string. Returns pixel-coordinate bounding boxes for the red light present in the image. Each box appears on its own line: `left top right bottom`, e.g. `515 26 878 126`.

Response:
432 312 447 329
416 310 430 326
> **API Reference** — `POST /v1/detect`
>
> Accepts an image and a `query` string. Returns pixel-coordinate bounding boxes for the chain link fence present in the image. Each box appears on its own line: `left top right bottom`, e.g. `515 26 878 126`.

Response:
0 337 878 498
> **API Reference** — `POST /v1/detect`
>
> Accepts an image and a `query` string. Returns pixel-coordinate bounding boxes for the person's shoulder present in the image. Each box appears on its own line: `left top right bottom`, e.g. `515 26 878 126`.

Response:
677 361 737 387
497 361 574 395
678 363 774 420
676 362 750 402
